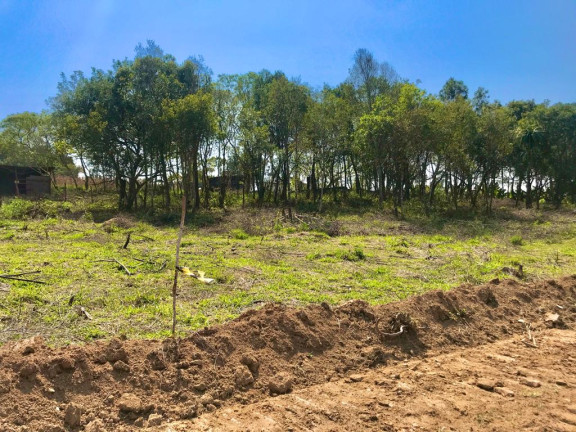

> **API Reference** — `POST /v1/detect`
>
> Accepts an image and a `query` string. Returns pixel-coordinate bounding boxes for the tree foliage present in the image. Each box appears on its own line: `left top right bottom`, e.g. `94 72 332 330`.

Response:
1 45 574 213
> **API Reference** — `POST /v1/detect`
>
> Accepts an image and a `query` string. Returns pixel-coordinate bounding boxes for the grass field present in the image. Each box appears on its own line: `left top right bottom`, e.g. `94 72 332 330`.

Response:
1 196 575 345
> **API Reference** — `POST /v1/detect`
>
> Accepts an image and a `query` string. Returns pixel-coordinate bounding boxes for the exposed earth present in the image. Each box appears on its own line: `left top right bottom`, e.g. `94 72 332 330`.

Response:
0 276 575 431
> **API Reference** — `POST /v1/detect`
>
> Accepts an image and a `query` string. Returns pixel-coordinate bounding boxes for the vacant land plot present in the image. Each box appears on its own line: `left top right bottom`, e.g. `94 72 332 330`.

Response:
0 200 575 344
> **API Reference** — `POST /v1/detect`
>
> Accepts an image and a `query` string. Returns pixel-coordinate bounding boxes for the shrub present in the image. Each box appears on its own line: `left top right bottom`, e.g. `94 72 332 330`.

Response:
0 198 34 219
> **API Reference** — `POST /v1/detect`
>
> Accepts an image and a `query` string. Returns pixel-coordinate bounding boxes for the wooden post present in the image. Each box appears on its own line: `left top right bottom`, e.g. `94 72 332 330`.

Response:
171 194 187 337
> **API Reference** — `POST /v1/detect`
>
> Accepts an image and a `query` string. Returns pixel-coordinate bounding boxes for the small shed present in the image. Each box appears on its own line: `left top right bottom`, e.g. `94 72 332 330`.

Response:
0 165 51 196
208 175 243 190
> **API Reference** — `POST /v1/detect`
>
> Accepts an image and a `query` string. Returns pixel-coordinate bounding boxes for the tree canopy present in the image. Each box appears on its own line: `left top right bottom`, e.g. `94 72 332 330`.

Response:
1 43 575 213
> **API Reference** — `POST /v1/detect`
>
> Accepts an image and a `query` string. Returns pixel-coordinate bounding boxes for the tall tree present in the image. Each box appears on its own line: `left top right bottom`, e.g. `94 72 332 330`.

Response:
264 74 309 204
348 48 399 110
471 104 513 211
439 77 469 102
163 92 215 210
472 87 490 114
213 74 241 207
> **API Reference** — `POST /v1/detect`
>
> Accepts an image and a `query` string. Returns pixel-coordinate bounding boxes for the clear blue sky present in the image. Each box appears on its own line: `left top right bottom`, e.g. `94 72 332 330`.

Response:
1 0 575 119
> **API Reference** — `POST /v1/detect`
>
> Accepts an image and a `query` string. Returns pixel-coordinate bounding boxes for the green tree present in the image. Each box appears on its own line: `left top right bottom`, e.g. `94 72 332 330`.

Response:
512 112 545 208
163 92 215 210
263 74 309 204
213 74 242 207
439 77 469 102
545 104 576 207
438 97 476 208
0 111 75 185
348 48 399 111
472 104 513 211
472 87 490 114
52 44 212 210
305 85 355 207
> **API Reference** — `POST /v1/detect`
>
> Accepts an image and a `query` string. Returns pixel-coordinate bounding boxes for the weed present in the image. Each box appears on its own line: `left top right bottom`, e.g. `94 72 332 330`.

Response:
510 235 523 246
230 228 249 240
333 246 366 261
306 252 322 260
81 326 107 340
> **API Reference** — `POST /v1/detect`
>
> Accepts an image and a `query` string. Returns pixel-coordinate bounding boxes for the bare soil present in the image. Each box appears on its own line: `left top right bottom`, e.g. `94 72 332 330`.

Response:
0 276 575 431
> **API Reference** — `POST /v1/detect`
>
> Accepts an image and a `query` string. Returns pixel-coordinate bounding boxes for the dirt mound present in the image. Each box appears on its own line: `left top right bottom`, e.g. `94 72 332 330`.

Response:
182 328 576 432
0 276 574 431
101 216 135 231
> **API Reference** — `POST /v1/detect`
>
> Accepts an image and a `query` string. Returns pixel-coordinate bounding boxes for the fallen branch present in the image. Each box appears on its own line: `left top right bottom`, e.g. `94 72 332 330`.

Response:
77 306 93 320
94 259 132 276
375 318 408 338
155 260 167 272
522 322 537 347
131 257 168 273
0 271 41 277
114 259 132 276
0 273 46 284
1 278 45 284
133 258 152 264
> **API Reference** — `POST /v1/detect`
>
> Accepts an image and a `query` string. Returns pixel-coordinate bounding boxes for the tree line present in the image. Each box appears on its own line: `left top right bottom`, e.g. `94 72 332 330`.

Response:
1 41 575 213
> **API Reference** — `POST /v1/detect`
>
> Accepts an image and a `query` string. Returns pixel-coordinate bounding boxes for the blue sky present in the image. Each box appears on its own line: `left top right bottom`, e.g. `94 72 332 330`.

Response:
1 0 575 119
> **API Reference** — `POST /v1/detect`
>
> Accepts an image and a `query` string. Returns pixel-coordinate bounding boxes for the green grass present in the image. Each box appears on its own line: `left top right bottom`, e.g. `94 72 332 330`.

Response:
0 198 575 345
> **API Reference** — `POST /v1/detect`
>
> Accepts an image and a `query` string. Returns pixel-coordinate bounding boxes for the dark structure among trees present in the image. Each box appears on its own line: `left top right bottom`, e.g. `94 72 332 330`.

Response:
208 175 243 191
0 165 51 196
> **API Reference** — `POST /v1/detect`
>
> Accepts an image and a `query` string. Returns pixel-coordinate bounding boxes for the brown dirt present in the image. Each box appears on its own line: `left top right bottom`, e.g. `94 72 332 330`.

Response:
0 276 575 431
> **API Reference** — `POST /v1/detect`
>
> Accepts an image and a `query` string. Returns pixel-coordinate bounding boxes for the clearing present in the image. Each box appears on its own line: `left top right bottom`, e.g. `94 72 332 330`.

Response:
1 203 575 343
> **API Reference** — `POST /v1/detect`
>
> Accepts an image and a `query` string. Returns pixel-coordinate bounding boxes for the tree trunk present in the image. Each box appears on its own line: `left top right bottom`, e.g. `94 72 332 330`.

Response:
192 148 200 210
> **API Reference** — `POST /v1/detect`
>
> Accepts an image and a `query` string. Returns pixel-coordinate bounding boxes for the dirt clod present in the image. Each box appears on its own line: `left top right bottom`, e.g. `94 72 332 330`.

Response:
147 350 166 370
64 403 83 427
240 353 260 374
199 393 214 406
269 372 293 395
84 419 105 432
348 374 365 383
113 360 130 373
234 365 254 387
494 387 515 397
117 393 143 413
105 339 128 363
147 413 163 426
477 286 499 306
18 360 38 379
56 356 75 371
476 379 495 392
394 382 413 393
0 373 12 394
521 378 542 388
